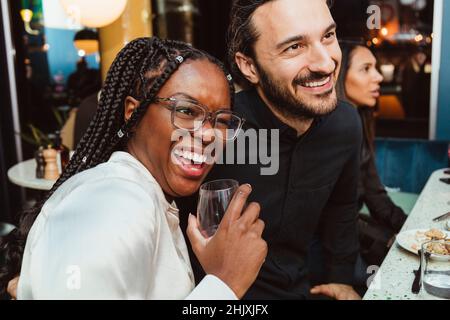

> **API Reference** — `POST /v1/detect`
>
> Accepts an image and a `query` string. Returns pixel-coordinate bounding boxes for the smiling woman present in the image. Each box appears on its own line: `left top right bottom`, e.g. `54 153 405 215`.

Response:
0 37 267 300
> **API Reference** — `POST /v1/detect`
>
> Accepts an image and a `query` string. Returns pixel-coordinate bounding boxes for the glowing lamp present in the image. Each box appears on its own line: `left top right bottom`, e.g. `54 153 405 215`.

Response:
74 28 99 55
60 0 127 28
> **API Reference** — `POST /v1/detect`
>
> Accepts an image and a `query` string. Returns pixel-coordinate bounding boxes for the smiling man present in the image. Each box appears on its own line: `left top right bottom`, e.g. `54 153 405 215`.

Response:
179 0 363 300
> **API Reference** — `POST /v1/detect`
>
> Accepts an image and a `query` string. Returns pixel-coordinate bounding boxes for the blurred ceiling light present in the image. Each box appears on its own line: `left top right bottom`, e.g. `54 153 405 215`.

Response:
74 28 99 55
20 9 39 35
415 34 424 42
78 49 86 57
60 0 128 28
381 27 389 36
372 37 379 45
412 0 427 11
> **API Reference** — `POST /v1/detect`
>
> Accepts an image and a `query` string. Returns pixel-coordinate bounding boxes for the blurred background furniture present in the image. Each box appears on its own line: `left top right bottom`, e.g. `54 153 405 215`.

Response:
7 159 55 191
363 138 449 216
374 138 449 194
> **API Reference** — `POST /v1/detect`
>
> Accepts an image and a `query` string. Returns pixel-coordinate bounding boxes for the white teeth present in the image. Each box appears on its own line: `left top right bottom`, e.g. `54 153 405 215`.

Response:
174 149 206 163
303 76 330 88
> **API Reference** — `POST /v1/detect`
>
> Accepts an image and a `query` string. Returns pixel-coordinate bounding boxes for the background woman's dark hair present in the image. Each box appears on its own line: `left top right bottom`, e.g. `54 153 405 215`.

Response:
0 36 235 296
227 0 334 88
336 38 378 150
336 38 368 103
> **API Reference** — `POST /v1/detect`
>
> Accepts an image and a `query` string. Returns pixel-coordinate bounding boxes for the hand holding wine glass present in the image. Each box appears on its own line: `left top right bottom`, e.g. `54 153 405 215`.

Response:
186 183 267 299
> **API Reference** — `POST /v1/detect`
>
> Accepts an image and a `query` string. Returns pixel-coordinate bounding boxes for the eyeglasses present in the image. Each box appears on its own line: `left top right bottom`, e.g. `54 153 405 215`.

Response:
153 97 244 141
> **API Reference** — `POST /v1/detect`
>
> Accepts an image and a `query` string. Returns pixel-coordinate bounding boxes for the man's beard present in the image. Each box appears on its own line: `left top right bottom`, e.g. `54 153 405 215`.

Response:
256 61 338 120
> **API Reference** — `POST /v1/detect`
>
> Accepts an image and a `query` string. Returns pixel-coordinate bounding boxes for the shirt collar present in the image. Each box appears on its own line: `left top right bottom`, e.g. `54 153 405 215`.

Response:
108 151 179 217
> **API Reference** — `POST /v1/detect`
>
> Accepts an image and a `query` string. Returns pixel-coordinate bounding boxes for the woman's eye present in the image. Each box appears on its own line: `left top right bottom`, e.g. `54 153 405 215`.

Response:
216 118 229 127
176 107 197 116
324 32 335 40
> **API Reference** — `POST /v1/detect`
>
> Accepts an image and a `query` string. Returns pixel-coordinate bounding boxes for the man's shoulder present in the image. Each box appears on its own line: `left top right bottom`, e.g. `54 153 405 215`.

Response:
317 100 362 146
335 99 359 118
330 100 362 130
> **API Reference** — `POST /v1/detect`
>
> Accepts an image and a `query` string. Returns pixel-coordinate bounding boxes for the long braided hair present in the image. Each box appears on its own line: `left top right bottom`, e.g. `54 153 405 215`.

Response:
0 37 235 295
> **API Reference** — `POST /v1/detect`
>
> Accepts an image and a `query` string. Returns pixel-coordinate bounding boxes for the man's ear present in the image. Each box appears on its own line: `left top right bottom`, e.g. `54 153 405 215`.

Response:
235 52 260 85
124 96 140 122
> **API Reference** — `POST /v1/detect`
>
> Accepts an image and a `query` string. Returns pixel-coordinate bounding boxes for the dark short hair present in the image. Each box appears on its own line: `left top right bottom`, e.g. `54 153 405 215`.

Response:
227 0 334 88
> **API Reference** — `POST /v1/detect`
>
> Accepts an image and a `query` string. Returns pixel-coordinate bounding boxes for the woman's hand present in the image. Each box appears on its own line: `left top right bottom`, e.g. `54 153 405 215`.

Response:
187 184 267 299
7 276 19 299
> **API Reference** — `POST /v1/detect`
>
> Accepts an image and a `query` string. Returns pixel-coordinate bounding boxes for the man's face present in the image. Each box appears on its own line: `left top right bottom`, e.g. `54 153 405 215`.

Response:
249 0 342 119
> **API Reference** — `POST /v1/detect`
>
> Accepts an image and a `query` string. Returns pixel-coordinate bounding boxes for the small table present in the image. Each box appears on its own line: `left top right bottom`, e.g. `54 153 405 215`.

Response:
363 169 450 300
7 159 56 191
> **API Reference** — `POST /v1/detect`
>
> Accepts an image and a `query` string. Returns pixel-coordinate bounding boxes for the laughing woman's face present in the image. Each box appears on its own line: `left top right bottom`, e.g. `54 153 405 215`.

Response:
125 59 232 200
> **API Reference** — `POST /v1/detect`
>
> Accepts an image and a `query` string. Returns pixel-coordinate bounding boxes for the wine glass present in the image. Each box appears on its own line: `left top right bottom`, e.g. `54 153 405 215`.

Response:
197 179 239 238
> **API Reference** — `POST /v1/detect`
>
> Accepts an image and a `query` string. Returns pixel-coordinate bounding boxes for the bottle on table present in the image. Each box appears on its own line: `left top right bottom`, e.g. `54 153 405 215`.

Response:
43 145 60 180
49 131 70 174
34 146 45 179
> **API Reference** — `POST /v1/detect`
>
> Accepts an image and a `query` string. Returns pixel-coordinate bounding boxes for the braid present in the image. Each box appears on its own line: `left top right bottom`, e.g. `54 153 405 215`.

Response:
0 36 235 296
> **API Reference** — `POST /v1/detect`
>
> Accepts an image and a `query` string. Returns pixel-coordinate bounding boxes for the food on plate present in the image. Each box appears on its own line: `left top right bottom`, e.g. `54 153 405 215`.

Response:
425 242 450 256
424 229 447 240
408 229 448 252
397 228 449 254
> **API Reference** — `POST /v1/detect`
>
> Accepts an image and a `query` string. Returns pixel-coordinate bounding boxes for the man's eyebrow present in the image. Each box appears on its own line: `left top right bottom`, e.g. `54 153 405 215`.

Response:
276 35 306 51
275 22 337 51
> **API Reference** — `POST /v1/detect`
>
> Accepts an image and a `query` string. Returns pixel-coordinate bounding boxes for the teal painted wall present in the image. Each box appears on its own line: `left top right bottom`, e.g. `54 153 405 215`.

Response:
436 0 450 140
45 28 99 85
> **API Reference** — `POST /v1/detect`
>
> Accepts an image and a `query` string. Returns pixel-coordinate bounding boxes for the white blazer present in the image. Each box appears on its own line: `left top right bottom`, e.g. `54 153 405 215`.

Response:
18 151 236 300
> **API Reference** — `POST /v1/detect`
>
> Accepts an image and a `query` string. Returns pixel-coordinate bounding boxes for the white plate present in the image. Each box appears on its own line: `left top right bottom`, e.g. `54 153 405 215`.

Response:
396 228 449 255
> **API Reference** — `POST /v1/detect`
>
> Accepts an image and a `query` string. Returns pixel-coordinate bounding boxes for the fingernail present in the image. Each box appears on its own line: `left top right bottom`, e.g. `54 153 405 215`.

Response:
239 184 252 195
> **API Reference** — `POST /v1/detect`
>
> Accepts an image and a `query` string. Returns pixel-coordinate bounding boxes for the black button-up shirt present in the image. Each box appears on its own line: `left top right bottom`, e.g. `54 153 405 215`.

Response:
178 88 362 299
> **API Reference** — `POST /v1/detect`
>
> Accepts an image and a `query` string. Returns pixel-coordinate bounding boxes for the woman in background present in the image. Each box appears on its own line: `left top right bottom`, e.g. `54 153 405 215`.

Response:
337 40 408 268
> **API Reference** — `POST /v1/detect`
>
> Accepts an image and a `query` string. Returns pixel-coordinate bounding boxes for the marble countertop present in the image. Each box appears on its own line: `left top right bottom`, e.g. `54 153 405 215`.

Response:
363 169 450 300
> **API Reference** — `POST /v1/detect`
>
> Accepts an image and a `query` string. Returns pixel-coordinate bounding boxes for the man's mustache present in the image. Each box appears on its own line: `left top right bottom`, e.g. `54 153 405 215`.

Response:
293 63 339 86
293 72 332 86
